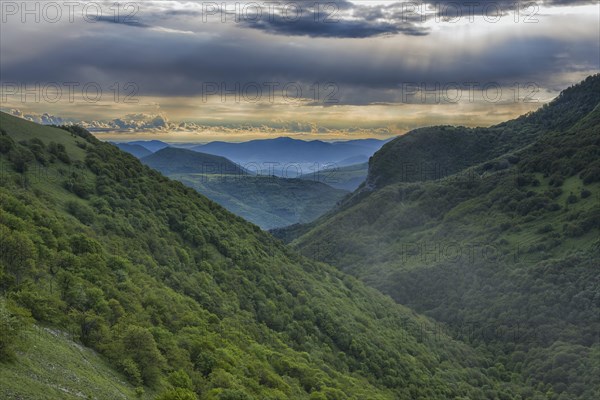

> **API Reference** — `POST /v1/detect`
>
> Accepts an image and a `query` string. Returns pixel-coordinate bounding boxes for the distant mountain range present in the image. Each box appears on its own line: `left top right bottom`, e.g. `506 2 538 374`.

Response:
113 137 389 178
126 139 170 153
110 137 387 227
191 137 388 176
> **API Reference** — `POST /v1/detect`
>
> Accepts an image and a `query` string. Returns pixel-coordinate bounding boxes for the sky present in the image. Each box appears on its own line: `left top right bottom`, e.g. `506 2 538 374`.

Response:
0 0 598 141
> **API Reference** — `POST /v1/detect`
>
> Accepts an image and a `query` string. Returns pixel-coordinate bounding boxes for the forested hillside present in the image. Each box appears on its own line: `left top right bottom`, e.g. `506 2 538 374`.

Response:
0 112 540 399
141 148 247 176
283 75 600 399
138 147 347 229
114 143 153 159
170 174 348 230
365 75 600 191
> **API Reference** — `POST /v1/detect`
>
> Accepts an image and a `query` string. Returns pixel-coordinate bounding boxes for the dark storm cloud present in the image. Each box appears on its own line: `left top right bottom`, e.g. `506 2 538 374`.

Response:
1 0 597 107
1 17 597 107
235 0 428 38
256 0 431 38
225 0 596 38
241 17 428 38
96 16 150 28
77 0 598 40
145 0 428 38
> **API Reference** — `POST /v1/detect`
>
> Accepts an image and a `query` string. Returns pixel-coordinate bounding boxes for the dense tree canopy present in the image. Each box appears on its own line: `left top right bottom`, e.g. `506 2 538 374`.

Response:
282 76 600 400
0 112 540 399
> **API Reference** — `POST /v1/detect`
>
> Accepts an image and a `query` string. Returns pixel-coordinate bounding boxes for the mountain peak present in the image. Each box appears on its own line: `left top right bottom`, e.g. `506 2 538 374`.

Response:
365 75 600 191
141 145 246 175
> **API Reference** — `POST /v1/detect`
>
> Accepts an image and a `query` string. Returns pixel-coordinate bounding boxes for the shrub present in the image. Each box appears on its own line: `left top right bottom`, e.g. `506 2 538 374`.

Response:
581 166 600 184
195 351 217 377
156 388 197 400
0 298 31 361
64 174 94 199
549 174 564 187
69 234 102 255
66 200 95 225
25 138 47 165
121 326 165 387
217 389 252 400
0 132 15 154
12 286 60 322
120 358 143 386
8 147 34 173
563 223 584 237
168 369 193 390
48 142 71 164
536 224 553 234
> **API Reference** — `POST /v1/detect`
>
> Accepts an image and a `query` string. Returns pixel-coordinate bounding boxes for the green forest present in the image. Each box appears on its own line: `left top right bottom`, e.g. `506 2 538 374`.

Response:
0 112 545 399
279 76 600 399
1 76 599 400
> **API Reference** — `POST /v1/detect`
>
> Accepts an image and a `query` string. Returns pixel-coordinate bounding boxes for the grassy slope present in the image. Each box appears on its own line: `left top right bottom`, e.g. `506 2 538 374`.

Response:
0 112 538 399
0 325 153 400
288 77 600 399
0 120 88 162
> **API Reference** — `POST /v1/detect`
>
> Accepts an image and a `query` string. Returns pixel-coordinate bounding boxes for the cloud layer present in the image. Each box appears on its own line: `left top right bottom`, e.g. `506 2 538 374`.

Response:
0 0 597 137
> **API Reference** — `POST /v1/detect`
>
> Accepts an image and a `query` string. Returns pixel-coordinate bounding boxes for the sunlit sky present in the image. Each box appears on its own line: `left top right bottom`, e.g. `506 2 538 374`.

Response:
1 1 598 141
